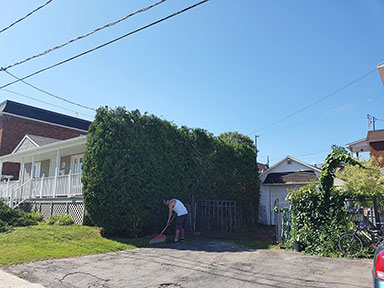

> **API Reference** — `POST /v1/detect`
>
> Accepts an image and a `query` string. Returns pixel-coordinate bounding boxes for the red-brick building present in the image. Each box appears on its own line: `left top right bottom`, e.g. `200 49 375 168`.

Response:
346 129 384 166
0 100 91 179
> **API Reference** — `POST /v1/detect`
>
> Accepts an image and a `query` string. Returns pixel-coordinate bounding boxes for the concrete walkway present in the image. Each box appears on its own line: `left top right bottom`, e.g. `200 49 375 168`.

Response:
0 269 45 288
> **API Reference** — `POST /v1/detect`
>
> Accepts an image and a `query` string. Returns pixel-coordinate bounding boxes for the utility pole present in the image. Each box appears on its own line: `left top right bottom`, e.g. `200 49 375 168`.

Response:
367 114 377 131
255 135 259 165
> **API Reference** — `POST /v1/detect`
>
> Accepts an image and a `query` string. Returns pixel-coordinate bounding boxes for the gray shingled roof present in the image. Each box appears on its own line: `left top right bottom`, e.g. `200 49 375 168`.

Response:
27 135 61 147
263 170 317 184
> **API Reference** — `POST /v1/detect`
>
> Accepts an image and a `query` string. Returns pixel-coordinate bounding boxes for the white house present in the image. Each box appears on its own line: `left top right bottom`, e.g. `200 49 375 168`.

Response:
259 156 345 225
0 135 87 223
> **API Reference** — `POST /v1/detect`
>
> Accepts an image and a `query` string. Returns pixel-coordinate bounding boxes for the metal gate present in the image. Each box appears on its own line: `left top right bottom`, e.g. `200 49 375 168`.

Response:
192 199 236 234
274 199 290 244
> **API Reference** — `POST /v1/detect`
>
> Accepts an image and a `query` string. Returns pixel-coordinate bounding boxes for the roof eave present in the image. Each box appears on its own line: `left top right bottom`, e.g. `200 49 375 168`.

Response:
0 135 87 163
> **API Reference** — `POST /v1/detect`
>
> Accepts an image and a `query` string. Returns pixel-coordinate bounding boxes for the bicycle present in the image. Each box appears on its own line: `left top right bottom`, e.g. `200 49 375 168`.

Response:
338 209 384 256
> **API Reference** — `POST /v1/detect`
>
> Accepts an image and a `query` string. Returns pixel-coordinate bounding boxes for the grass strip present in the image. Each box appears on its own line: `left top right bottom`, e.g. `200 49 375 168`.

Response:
0 224 136 265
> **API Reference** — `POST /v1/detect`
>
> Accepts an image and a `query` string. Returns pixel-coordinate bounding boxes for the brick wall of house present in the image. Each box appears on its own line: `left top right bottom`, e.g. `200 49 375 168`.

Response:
370 142 384 166
0 114 88 179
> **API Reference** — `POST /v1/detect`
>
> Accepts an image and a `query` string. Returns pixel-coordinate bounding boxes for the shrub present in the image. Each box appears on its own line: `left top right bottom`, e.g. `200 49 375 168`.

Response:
288 184 350 257
29 212 44 222
47 215 75 226
0 219 10 233
83 107 260 236
11 213 38 227
287 152 364 257
0 200 38 227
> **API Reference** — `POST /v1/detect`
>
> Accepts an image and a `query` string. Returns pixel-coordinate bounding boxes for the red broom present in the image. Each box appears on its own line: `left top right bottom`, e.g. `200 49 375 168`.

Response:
149 216 174 244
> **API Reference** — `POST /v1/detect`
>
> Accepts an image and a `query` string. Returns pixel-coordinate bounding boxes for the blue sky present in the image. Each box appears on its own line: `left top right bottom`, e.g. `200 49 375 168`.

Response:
0 0 383 166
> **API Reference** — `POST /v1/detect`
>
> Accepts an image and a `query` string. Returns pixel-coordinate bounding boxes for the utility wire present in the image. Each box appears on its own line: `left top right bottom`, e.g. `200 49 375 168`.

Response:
0 0 53 34
0 89 93 119
4 70 96 111
0 0 166 71
258 91 384 137
251 68 377 134
293 148 331 158
0 0 209 90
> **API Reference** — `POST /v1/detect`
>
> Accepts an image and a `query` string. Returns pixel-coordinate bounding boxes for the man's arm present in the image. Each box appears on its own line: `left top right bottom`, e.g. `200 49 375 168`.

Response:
167 200 176 223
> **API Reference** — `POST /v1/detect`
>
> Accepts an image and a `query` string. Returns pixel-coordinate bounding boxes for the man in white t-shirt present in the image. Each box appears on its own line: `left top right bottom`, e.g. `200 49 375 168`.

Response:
163 199 188 244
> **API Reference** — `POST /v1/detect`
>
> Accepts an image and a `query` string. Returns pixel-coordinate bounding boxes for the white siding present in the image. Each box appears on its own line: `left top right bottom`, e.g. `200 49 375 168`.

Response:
260 184 306 225
259 185 270 224
14 138 37 153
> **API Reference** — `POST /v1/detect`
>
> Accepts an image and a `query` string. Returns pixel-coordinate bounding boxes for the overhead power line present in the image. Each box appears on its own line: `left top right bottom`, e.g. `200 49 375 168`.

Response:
251 68 377 134
0 0 166 71
293 148 331 158
0 0 209 90
0 89 93 119
0 0 53 34
4 70 96 111
258 90 384 137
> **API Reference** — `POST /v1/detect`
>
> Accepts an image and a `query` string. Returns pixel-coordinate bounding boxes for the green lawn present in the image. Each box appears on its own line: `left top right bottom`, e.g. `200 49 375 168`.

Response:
0 224 137 265
0 224 278 266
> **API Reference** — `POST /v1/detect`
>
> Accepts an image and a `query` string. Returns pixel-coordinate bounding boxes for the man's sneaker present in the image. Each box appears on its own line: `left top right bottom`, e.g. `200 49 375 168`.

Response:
173 240 179 245
180 237 185 243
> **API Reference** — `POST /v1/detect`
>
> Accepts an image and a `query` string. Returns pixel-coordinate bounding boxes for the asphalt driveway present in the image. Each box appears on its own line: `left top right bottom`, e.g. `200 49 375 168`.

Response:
2 240 372 288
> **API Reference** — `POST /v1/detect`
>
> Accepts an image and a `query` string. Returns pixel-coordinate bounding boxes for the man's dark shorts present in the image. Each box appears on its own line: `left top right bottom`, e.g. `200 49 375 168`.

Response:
175 214 187 230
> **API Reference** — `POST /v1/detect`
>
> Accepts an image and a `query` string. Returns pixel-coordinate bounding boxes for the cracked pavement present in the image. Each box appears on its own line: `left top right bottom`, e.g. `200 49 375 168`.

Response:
1 240 373 288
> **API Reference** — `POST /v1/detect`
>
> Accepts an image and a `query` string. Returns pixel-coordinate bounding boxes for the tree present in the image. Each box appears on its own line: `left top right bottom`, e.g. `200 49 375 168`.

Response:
336 157 384 202
217 132 255 149
331 144 350 156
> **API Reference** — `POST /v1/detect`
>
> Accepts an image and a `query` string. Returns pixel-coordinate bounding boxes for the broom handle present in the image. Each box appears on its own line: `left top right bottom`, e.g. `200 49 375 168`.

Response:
160 215 175 234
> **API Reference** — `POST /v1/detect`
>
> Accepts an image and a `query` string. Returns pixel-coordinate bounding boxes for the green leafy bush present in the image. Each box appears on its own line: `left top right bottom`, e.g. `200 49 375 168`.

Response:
0 200 38 227
288 184 350 257
0 219 9 233
287 152 363 257
83 107 260 236
46 215 75 226
29 212 44 222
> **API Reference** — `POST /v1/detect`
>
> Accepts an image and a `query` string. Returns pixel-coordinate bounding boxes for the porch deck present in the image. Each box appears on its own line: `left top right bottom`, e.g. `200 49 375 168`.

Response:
0 173 83 207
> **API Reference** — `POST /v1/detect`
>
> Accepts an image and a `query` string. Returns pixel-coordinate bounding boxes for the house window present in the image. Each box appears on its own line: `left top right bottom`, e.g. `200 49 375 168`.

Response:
71 154 84 174
33 162 41 178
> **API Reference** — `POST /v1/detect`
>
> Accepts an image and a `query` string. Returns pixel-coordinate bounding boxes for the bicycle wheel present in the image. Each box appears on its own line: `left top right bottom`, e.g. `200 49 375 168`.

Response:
338 233 363 256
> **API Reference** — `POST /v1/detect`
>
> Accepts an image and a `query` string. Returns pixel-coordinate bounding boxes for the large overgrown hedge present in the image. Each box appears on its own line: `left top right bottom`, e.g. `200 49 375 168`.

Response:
82 107 260 236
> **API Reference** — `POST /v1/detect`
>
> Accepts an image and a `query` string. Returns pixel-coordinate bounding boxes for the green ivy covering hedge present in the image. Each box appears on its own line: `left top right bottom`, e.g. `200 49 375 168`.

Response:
82 107 260 236
287 152 364 257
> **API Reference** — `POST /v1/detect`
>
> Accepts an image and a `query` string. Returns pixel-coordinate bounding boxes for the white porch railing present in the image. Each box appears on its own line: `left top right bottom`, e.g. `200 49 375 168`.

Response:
0 180 18 197
0 173 83 208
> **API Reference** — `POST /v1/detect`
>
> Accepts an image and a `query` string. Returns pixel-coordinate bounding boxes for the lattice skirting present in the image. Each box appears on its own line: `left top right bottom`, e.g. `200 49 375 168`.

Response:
22 200 85 225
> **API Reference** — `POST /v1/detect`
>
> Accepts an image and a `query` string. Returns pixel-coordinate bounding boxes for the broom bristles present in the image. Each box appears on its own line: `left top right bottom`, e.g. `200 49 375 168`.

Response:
149 234 167 244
